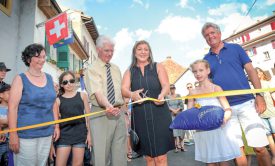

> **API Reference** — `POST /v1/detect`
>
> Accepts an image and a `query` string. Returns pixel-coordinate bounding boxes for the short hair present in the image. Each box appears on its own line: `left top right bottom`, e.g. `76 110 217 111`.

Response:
96 35 115 48
190 59 210 70
21 43 45 67
201 22 221 36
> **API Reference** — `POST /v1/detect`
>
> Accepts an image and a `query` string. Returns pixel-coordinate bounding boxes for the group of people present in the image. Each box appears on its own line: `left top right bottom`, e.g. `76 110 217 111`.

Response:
0 21 273 166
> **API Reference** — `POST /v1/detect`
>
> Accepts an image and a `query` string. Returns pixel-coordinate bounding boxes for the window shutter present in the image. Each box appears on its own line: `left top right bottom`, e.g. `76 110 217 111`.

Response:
57 45 69 69
271 22 275 30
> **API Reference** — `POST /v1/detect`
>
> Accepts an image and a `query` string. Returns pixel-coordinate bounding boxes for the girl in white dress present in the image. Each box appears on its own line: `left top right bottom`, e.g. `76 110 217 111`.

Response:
187 60 241 165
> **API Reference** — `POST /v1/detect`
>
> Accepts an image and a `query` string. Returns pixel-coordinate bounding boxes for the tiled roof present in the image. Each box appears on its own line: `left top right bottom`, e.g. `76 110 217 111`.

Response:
161 56 188 84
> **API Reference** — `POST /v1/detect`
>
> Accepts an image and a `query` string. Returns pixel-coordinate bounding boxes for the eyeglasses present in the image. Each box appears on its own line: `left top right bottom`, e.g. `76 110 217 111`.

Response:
62 79 75 85
187 86 192 89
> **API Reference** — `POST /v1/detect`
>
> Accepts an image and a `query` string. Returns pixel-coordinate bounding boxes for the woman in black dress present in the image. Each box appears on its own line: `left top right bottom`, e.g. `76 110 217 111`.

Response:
122 40 174 166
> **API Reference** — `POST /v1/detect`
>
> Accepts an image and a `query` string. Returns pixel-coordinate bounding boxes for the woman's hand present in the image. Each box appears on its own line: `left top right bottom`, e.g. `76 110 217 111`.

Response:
154 93 165 105
49 143 56 161
53 125 60 142
131 89 144 104
9 132 20 153
86 131 92 149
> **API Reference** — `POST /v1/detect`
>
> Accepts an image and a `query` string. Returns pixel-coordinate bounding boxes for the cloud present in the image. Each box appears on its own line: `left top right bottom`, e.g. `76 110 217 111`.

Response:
185 47 208 61
178 0 188 8
132 0 150 9
112 28 135 72
176 0 194 10
267 0 275 5
156 15 201 42
97 25 102 30
135 29 152 40
208 3 247 16
113 28 134 55
56 0 88 12
133 0 143 5
240 4 248 13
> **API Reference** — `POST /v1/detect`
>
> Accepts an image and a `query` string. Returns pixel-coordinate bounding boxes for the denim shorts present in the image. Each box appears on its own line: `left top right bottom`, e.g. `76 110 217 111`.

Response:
56 143 86 148
261 117 275 135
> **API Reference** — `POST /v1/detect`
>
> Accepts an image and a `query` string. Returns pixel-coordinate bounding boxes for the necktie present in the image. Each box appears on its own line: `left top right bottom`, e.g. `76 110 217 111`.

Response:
105 63 115 105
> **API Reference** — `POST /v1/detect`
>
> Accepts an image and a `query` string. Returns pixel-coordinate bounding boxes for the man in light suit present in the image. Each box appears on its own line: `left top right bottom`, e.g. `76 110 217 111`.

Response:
85 35 127 166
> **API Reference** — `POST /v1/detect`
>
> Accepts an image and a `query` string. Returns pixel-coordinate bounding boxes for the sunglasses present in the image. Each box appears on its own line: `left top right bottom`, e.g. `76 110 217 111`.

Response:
187 86 192 89
62 79 75 85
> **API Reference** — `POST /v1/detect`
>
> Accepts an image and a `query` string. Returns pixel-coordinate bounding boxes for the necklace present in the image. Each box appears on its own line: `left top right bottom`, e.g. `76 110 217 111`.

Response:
28 70 42 77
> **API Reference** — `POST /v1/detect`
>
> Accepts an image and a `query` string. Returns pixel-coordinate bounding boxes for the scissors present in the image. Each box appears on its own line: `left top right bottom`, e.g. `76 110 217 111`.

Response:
140 90 148 99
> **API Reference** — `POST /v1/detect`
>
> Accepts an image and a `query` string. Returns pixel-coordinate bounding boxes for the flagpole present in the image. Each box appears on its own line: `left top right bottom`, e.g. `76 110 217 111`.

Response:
36 9 71 28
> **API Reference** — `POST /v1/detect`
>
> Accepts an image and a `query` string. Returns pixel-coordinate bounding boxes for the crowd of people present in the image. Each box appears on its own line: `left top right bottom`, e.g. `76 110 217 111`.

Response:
0 21 274 166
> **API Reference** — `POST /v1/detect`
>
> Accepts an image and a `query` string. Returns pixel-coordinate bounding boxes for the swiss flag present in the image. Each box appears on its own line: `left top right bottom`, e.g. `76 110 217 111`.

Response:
45 12 69 45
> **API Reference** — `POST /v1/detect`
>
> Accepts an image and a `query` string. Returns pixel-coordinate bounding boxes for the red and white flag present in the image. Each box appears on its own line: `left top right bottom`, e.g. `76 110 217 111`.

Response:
45 12 69 45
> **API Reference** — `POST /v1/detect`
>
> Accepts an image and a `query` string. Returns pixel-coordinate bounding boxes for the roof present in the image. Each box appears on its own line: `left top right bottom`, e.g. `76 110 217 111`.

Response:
161 56 188 84
224 14 275 42
81 15 99 43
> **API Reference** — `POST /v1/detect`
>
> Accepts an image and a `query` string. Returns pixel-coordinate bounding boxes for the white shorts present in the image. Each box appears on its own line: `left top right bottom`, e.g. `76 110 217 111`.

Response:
226 100 268 148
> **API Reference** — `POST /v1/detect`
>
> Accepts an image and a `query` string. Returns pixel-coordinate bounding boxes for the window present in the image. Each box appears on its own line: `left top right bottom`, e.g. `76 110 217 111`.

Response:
0 0 12 16
83 37 89 53
263 51 271 61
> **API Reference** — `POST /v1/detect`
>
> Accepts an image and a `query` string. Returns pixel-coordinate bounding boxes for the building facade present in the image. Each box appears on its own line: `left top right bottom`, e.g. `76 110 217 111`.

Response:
224 13 275 80
0 0 98 83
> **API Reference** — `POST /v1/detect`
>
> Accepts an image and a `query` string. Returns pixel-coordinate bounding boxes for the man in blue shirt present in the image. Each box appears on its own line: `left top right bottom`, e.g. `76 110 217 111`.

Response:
202 22 271 166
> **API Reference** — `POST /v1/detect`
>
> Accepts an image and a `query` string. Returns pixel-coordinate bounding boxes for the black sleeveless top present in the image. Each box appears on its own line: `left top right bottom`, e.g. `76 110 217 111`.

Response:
56 92 87 145
131 63 174 157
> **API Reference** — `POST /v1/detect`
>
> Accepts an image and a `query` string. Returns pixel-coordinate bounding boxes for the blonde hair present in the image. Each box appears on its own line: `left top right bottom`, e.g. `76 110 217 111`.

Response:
255 67 271 81
190 59 210 70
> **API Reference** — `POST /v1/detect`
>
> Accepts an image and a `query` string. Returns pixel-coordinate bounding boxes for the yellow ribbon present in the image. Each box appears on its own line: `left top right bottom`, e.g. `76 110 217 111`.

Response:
1 87 274 134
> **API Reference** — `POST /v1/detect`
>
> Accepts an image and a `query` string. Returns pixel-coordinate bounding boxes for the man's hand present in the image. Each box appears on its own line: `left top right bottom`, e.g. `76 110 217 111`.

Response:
9 132 20 153
255 95 266 114
106 106 121 117
0 134 6 142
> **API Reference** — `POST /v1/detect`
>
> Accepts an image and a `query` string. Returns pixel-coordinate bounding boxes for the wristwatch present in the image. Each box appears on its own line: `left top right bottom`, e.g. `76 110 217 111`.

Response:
255 92 264 97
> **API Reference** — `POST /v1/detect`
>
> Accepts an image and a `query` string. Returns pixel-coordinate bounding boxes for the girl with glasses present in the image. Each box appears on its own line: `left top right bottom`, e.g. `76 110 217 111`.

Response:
54 71 91 166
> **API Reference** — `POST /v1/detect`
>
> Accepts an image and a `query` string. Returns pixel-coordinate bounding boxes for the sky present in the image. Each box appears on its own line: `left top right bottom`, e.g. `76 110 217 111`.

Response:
56 0 275 94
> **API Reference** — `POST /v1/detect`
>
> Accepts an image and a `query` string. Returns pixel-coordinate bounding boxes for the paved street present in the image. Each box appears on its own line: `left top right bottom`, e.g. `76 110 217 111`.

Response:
128 143 258 166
